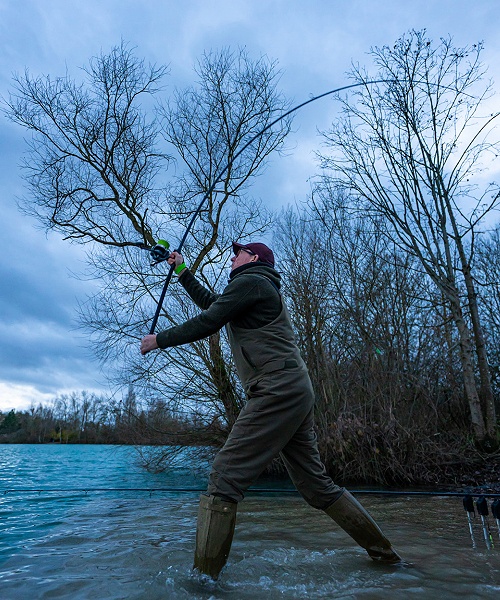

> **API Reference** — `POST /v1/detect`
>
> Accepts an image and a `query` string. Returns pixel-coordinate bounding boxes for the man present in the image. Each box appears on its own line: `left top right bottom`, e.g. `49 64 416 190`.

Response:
141 241 401 579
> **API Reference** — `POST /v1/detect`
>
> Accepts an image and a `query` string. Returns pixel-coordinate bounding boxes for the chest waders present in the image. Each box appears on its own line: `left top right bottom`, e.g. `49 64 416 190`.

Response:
193 278 304 579
193 275 402 580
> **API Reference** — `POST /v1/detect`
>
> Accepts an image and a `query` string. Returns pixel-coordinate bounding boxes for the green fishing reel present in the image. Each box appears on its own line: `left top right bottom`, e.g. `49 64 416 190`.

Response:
150 239 170 266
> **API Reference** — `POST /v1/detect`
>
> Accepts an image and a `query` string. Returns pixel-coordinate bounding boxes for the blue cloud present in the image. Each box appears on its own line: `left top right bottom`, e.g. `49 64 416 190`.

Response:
1 0 499 409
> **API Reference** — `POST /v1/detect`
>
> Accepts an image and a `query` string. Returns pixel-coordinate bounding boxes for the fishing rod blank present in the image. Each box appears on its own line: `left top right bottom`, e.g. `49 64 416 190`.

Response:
476 496 494 549
463 495 477 548
144 79 392 335
135 77 477 334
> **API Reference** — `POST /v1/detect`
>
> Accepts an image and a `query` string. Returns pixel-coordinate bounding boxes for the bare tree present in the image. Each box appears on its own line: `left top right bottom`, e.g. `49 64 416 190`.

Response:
319 31 499 447
273 207 336 429
274 196 473 483
6 42 168 249
160 48 290 272
475 228 500 399
6 44 292 463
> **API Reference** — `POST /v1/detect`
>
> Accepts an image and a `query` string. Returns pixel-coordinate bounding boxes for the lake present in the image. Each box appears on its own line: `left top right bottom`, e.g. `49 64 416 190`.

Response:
1 444 499 599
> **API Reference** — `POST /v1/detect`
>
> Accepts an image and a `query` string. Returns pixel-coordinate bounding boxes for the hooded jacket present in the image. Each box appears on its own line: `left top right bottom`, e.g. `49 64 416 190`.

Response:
155 262 282 349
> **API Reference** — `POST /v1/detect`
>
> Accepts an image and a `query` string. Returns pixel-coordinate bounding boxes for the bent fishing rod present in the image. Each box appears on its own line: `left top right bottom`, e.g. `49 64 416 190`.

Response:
142 79 389 335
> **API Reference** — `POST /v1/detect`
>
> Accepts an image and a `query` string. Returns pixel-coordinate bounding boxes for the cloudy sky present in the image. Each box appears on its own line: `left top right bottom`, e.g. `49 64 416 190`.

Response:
1 0 499 412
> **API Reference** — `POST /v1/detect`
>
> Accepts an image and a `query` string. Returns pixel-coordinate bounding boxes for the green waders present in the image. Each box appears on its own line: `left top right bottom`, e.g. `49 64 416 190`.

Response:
193 274 401 578
193 494 237 579
324 491 402 562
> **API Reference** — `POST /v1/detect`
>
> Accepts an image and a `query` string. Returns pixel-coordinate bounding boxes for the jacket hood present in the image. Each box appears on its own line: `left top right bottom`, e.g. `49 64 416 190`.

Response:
229 262 281 289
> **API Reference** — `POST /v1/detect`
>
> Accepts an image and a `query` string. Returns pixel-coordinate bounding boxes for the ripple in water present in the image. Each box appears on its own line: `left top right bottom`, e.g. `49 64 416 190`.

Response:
1 445 499 599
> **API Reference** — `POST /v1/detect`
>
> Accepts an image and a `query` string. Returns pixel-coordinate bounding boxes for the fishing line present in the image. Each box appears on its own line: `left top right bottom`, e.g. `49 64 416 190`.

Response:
146 78 391 334
4 488 500 497
144 76 476 333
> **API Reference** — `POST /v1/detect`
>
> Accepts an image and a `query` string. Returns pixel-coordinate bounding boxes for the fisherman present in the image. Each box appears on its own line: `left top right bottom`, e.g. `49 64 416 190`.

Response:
140 241 402 579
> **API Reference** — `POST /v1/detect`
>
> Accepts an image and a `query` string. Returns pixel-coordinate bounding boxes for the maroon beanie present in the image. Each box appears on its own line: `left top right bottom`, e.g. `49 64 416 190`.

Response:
232 241 275 267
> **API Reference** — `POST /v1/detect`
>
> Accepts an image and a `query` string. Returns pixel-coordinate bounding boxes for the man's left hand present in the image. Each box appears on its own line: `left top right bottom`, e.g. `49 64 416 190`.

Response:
141 335 159 355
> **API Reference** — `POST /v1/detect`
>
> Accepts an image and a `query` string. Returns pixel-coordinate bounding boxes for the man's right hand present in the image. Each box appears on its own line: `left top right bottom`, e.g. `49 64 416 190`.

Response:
168 252 186 274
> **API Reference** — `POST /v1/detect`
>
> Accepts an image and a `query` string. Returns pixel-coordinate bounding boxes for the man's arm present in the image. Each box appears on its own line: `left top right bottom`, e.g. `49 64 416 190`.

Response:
179 270 220 310
141 251 223 356
141 271 281 355
169 252 220 310
149 274 264 351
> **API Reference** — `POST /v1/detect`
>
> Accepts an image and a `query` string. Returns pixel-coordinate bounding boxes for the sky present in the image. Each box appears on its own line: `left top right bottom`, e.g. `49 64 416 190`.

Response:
1 0 499 412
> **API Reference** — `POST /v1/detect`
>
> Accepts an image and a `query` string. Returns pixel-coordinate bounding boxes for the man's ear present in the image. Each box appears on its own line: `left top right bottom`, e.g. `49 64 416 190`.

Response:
252 254 259 262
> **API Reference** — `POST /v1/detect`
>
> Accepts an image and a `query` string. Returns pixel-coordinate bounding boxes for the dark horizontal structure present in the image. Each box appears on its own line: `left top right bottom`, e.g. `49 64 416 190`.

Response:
4 488 500 497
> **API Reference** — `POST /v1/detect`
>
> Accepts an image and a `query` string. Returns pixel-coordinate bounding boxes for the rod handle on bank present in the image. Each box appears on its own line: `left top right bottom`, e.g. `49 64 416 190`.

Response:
463 495 475 514
476 496 489 517
492 499 500 519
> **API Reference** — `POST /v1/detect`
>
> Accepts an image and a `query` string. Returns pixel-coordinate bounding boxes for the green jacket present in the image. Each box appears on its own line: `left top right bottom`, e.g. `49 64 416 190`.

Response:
156 262 282 349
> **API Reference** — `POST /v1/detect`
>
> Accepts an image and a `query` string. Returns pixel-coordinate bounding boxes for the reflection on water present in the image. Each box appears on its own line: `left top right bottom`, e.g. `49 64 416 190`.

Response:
1 445 499 599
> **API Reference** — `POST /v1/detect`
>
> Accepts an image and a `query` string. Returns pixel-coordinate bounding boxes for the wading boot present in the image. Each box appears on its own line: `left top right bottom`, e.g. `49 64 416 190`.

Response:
193 494 237 580
324 490 402 562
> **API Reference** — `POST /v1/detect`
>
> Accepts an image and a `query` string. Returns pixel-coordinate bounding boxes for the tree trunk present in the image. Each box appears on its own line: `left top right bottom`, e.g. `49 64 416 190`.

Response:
208 332 242 430
461 262 498 441
449 298 488 441
445 197 498 444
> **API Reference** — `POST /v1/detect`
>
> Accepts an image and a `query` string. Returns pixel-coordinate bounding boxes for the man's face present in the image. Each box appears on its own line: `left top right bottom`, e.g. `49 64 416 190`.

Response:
230 247 258 271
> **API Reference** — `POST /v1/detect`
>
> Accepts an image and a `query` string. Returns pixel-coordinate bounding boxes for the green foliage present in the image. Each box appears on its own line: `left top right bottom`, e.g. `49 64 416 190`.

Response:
0 409 20 433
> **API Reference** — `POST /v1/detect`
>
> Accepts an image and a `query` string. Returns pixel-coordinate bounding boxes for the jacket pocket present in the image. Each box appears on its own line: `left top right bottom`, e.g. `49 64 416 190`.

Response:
241 346 257 370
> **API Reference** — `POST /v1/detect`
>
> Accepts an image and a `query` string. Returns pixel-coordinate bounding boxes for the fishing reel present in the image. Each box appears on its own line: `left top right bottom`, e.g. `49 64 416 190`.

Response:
150 239 171 266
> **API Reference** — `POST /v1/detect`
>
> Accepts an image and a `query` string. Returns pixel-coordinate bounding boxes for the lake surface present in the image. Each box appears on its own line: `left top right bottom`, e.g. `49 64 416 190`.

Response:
1 444 499 599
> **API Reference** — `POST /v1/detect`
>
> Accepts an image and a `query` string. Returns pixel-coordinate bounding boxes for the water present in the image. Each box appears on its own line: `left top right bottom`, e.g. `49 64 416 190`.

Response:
1 444 499 599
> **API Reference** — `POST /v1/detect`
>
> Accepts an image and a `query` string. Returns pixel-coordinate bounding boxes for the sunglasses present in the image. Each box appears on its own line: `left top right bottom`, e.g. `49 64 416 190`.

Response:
237 248 255 257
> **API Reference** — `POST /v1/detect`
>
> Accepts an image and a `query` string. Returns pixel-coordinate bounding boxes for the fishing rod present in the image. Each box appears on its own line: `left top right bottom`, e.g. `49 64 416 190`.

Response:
463 495 477 548
141 79 391 335
134 76 474 334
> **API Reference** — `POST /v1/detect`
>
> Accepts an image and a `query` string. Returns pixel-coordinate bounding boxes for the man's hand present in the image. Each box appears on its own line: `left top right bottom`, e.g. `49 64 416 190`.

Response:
168 251 186 274
141 334 159 355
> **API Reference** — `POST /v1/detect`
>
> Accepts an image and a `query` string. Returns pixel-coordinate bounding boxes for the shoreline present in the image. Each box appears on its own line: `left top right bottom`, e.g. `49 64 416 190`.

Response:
2 441 499 495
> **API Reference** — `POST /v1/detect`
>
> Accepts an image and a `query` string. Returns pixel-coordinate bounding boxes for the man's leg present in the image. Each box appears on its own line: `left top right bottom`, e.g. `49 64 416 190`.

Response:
207 370 316 501
323 491 402 562
279 407 343 509
280 408 402 562
195 370 315 578
193 494 237 579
